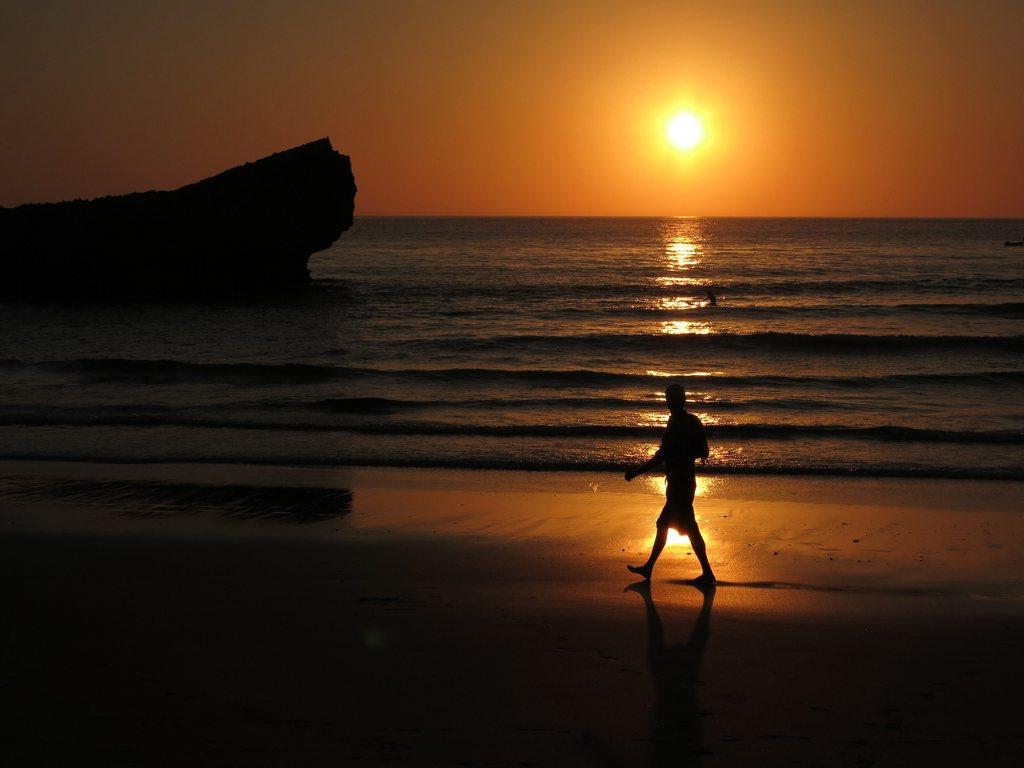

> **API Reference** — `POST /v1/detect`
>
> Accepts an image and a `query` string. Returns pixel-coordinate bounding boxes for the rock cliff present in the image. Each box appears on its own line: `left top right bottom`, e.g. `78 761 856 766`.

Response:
0 138 356 297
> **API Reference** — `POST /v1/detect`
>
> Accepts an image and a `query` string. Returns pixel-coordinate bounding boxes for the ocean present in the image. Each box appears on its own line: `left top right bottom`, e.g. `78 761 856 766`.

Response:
1 217 1021 480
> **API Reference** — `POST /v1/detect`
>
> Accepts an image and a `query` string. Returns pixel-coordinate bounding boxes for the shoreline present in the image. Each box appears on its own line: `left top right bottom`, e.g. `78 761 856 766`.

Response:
1 455 1020 481
3 460 1022 603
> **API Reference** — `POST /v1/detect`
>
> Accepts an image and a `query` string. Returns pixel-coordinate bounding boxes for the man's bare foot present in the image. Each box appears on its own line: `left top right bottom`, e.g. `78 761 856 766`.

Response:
688 572 716 587
627 564 652 580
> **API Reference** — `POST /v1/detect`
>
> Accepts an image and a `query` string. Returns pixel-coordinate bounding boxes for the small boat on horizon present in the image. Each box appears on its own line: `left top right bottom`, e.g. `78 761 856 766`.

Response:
1005 239 1023 247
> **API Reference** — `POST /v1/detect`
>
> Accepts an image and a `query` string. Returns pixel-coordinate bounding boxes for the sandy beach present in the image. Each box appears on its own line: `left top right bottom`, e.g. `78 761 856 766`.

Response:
2 461 1022 766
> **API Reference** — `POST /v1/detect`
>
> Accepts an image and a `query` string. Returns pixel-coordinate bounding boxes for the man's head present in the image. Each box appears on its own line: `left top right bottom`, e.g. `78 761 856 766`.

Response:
665 383 686 411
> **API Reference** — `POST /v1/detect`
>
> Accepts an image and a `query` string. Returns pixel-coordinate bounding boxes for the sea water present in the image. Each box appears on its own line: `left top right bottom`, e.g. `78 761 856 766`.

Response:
1 217 1021 479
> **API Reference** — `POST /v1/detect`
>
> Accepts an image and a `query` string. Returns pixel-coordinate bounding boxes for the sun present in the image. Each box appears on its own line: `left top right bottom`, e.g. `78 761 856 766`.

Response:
667 112 703 150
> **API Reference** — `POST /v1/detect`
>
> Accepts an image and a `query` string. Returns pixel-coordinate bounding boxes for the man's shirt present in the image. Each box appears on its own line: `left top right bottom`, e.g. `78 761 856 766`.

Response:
653 411 709 479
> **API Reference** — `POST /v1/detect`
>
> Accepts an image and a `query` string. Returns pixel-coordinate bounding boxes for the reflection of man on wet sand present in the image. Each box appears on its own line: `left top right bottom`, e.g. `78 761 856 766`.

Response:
626 582 714 768
625 384 715 584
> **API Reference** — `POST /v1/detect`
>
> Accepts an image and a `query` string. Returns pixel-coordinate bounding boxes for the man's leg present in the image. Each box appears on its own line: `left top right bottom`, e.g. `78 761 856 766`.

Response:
678 476 714 582
628 515 670 580
683 515 715 581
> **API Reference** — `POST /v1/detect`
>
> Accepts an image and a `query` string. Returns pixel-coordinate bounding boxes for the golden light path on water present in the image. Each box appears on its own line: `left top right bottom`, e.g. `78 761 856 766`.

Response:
665 240 699 269
661 218 706 271
659 296 705 310
655 219 717 334
641 219 722 410
655 276 711 287
661 320 713 335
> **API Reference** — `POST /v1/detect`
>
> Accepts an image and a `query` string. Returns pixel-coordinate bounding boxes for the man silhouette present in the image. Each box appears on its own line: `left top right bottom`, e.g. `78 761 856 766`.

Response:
625 384 715 583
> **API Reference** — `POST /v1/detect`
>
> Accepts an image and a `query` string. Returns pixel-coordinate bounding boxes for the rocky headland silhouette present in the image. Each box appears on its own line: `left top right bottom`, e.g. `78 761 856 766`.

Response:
0 138 356 298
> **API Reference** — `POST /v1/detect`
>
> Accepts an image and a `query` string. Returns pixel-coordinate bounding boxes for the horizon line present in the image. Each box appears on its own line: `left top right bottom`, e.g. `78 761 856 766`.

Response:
353 214 1024 220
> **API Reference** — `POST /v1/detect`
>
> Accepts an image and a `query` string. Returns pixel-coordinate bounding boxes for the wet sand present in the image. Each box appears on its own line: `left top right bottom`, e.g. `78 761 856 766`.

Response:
1 462 1022 766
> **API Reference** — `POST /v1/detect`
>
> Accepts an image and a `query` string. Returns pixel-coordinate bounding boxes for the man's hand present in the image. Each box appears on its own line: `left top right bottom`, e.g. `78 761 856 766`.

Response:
624 469 639 482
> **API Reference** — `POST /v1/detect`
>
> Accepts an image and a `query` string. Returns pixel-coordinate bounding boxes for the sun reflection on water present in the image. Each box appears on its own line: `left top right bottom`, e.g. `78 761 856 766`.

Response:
659 296 706 311
637 410 670 426
661 219 706 267
660 320 713 335
666 240 700 269
686 410 720 425
655 275 709 287
651 221 716 331
643 369 722 378
634 407 721 427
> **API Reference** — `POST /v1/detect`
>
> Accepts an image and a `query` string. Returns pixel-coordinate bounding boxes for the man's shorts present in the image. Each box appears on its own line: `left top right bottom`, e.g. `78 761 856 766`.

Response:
657 474 697 530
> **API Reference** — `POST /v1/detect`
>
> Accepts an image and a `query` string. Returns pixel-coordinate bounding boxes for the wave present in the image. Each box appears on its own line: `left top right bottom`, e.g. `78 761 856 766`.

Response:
296 395 660 413
2 357 1022 389
296 395 839 413
876 301 1024 317
361 276 1024 300
1 451 1020 481
593 301 1024 319
440 332 1024 354
302 397 419 414
1 413 1020 445
0 358 357 384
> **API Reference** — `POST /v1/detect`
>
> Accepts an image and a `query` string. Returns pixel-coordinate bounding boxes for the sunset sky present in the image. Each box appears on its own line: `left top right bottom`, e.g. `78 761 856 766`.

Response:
2 0 1021 216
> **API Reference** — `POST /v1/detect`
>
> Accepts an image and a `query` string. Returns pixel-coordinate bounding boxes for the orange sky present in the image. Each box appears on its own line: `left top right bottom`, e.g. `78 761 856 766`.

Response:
2 0 1021 216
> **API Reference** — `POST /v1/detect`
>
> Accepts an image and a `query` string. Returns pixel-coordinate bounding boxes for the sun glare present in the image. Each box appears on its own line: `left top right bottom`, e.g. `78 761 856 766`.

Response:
639 475 716 548
667 529 691 547
667 112 703 150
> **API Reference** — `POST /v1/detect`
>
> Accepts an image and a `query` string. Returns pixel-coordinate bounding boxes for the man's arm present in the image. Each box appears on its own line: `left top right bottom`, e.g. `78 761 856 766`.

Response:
698 420 709 465
625 447 663 481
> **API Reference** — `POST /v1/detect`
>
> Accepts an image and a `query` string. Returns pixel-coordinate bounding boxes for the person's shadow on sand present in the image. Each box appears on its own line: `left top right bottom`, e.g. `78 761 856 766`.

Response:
625 581 715 767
